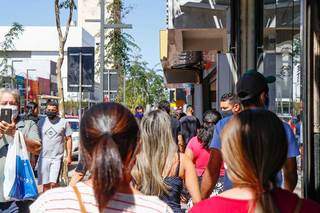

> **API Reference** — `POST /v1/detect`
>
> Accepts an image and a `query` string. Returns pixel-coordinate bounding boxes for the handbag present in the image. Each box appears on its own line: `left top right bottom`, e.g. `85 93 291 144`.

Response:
3 131 38 201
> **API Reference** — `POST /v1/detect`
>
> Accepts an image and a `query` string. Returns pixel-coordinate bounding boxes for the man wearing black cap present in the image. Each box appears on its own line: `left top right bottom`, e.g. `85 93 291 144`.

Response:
200 71 300 199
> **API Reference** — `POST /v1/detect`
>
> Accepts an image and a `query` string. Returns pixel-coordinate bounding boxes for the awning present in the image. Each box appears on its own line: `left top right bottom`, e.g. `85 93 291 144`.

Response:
160 28 227 84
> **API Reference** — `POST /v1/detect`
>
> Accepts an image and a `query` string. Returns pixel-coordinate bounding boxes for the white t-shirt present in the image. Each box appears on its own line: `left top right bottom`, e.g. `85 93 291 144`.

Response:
38 117 73 159
30 182 173 213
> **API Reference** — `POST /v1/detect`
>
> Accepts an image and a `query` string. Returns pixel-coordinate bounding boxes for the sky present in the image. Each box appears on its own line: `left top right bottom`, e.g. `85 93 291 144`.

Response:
0 0 167 69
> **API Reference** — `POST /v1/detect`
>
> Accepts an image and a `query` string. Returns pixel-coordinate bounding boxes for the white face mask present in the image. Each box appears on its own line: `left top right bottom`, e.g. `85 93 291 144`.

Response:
0 105 19 121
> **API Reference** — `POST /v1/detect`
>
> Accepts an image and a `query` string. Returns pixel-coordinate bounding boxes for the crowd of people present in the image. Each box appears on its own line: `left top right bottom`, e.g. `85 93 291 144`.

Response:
0 89 72 212
0 70 319 212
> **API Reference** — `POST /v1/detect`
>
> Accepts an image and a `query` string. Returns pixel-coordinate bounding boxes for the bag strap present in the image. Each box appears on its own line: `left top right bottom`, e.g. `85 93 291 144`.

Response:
72 185 87 213
294 197 303 213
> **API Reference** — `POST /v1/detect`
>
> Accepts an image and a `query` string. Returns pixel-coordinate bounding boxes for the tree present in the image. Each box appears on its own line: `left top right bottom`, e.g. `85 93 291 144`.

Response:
105 0 139 103
54 0 75 117
54 0 75 186
0 22 24 87
125 55 168 111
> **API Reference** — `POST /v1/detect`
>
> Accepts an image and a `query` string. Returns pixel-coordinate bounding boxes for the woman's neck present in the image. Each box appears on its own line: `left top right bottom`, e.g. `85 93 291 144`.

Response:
219 187 256 200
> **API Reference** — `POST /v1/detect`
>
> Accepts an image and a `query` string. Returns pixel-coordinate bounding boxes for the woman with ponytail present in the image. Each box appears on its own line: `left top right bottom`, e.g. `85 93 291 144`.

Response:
185 110 221 173
185 110 223 195
31 103 172 213
190 109 320 213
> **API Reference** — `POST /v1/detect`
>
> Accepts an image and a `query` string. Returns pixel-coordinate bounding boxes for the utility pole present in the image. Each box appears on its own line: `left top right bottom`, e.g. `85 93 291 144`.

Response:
11 59 22 88
100 0 106 99
78 51 82 118
86 1 132 104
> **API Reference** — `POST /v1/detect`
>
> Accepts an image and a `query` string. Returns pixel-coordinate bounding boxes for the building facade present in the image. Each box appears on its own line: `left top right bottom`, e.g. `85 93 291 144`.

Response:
0 26 102 105
162 0 320 201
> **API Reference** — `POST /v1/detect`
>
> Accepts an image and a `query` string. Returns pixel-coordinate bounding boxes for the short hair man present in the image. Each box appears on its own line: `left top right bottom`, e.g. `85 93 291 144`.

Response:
37 100 73 192
179 105 201 144
201 71 300 198
0 88 41 212
26 101 39 123
220 92 241 117
158 100 182 145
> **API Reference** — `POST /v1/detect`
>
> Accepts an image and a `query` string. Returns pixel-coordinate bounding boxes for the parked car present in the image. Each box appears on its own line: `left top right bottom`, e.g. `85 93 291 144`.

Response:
66 116 80 160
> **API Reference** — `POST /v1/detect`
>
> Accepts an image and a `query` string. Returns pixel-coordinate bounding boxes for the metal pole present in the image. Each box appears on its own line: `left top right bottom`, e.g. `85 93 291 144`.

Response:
123 69 126 104
100 0 107 100
26 70 29 106
79 51 82 119
11 60 23 89
11 60 14 89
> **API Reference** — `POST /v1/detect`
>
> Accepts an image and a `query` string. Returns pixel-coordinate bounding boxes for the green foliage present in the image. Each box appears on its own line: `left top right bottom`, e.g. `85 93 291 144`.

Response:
104 1 167 108
0 22 24 87
58 0 77 9
124 55 168 111
104 0 139 102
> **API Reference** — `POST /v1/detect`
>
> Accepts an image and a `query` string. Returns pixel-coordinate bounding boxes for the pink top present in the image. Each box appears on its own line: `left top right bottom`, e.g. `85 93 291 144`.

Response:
186 136 210 176
190 188 320 213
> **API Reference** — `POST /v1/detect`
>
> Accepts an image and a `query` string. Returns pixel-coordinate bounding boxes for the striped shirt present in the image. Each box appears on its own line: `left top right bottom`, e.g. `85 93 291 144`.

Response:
30 182 173 213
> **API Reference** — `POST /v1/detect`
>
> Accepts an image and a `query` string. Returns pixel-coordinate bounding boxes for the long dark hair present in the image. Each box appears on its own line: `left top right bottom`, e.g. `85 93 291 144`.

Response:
221 109 288 213
197 110 221 149
80 103 139 212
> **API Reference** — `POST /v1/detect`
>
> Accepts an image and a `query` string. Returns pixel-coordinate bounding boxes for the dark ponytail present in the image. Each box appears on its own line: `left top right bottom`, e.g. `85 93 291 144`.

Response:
80 103 139 212
92 134 123 212
198 110 222 149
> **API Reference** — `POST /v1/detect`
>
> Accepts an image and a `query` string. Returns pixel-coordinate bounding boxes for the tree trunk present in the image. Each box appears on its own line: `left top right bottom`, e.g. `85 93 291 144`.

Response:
54 0 75 186
54 0 74 118
56 54 65 117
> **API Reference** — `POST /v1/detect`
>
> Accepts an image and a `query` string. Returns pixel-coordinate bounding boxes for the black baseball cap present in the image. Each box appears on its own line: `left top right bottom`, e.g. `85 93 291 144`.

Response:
236 70 276 101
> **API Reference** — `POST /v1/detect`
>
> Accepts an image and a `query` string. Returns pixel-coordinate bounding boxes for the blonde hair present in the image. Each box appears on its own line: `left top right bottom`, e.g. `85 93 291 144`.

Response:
0 88 20 104
132 110 178 196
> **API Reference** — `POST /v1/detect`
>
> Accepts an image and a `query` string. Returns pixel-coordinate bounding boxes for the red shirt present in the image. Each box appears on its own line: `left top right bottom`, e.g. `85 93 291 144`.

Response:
186 137 210 176
187 136 224 177
190 188 320 213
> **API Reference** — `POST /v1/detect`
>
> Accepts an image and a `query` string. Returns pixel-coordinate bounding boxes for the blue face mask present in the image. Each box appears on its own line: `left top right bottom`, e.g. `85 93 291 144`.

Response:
221 110 233 118
135 112 143 119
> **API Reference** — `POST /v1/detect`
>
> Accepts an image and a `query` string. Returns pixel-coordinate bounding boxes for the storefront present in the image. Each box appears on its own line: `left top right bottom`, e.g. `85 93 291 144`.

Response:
162 0 320 200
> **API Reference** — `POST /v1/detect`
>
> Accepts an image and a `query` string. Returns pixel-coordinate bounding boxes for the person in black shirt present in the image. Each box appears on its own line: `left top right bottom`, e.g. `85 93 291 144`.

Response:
179 105 201 145
26 101 39 123
158 100 181 145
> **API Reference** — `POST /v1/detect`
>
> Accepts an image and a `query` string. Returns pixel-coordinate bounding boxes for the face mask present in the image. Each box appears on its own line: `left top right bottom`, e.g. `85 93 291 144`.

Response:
135 112 143 119
0 105 19 121
46 111 57 119
221 110 233 118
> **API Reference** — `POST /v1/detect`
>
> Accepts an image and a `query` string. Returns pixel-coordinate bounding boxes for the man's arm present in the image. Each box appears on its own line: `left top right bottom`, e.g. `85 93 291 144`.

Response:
25 138 41 155
200 148 222 199
282 123 299 192
25 120 41 155
66 135 72 165
283 157 298 192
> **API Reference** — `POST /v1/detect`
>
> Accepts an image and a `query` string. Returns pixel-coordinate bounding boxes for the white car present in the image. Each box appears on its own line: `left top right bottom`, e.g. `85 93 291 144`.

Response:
66 118 80 160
